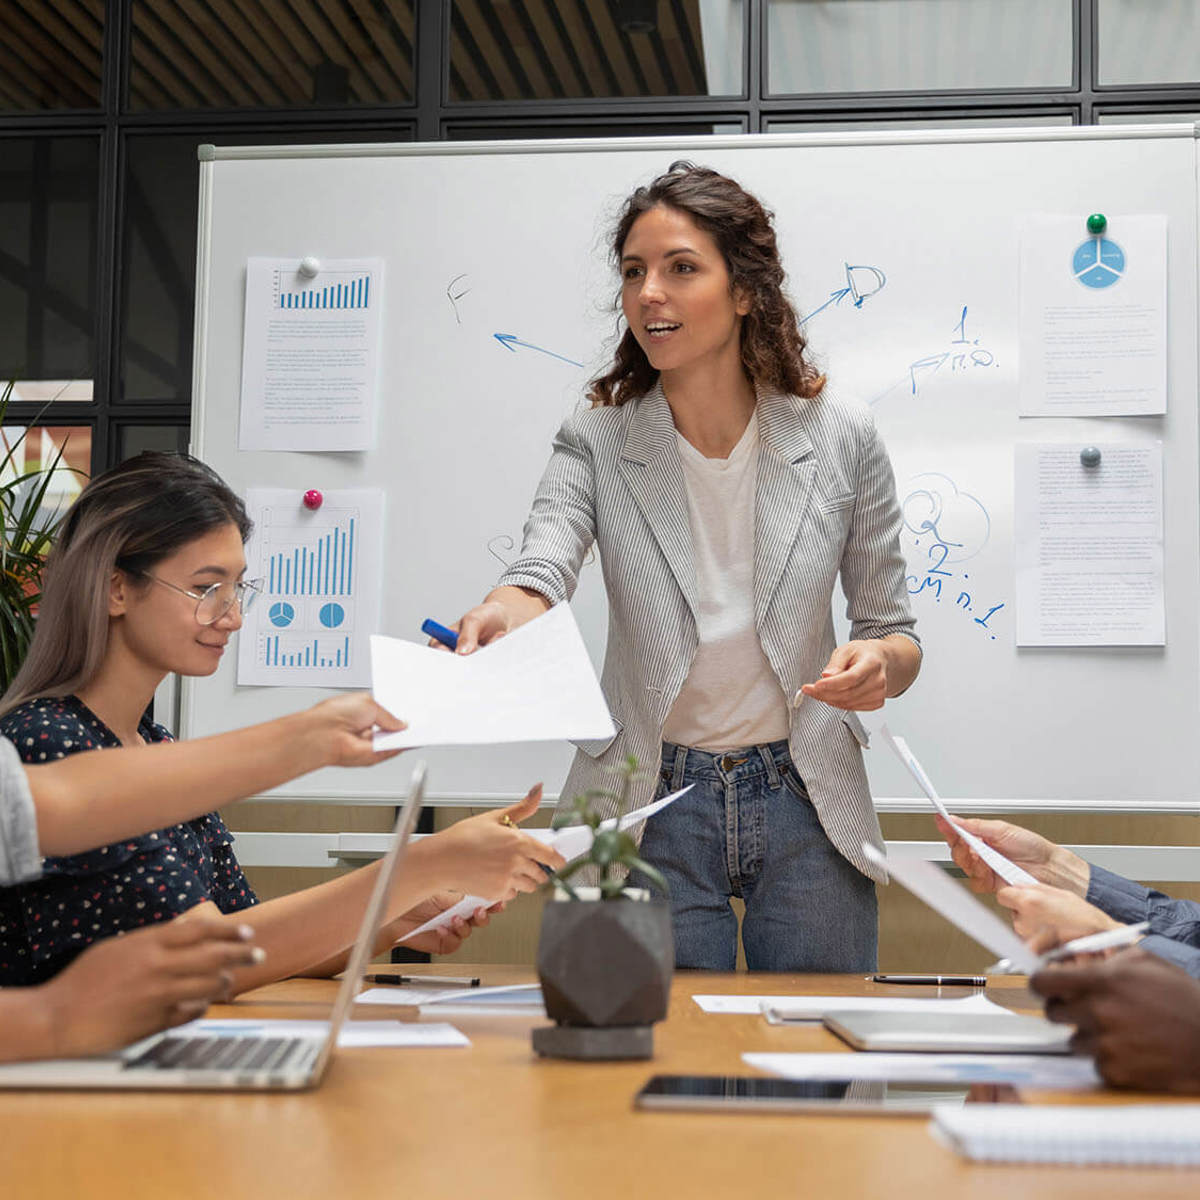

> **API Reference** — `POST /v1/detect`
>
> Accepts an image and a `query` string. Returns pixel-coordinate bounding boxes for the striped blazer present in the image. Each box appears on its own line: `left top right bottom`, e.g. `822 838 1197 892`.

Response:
498 383 919 883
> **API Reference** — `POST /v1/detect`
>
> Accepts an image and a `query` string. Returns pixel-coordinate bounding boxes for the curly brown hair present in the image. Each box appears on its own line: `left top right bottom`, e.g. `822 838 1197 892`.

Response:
588 162 825 407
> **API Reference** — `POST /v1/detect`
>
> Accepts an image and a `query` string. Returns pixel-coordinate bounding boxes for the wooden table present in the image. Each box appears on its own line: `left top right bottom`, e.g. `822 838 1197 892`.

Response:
5 967 1193 1198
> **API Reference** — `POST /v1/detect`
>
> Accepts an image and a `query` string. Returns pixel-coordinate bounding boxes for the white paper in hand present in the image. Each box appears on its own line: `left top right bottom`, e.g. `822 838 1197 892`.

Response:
880 724 1036 887
370 603 614 750
396 786 692 943
864 843 1039 973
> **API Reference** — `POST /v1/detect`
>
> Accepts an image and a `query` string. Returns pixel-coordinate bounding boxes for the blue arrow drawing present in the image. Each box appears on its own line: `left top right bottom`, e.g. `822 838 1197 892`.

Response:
799 263 887 325
493 333 584 368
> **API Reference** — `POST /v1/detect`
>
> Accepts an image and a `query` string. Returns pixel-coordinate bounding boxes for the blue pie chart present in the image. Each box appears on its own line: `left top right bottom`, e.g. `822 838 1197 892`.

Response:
269 602 295 628
1072 237 1125 289
318 602 346 628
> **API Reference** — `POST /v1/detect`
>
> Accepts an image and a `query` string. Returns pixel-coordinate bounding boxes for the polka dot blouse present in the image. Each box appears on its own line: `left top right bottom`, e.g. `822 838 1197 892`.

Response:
0 695 257 986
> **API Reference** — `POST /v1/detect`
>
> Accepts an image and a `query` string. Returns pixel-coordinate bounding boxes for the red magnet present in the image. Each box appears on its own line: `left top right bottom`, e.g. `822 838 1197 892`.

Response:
303 489 323 510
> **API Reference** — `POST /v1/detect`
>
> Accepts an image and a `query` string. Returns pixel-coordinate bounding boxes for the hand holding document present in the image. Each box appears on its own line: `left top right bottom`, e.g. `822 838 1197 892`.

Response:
865 843 1145 974
370 603 614 750
880 725 1036 887
396 786 691 943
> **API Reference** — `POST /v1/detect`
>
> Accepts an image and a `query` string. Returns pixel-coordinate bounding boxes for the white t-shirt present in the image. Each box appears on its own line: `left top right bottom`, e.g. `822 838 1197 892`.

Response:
662 410 791 752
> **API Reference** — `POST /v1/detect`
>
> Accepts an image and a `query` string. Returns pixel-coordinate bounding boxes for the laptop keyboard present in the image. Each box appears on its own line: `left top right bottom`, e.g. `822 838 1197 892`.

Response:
126 1035 312 1074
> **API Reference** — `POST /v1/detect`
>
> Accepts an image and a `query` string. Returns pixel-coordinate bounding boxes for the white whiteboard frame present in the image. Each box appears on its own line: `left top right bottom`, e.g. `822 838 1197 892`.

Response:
187 125 1200 817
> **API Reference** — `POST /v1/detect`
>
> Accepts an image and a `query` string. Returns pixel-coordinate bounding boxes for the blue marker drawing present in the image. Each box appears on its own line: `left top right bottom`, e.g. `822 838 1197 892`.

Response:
1072 236 1125 289
799 263 887 325
901 472 1003 641
870 306 998 407
902 472 990 563
493 333 584 368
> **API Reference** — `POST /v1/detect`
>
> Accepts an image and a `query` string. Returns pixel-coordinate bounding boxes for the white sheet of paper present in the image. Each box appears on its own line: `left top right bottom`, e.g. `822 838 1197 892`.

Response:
880 725 1036 887
239 256 384 451
237 488 383 688
396 786 692 943
864 843 1039 973
1014 443 1165 646
371 603 614 750
179 1018 469 1048
744 1051 1099 1089
1018 215 1166 417
356 983 543 1012
691 994 1007 1018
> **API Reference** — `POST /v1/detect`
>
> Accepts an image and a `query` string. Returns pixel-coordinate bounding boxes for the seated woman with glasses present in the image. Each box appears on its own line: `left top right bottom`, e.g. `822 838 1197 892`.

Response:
0 452 564 992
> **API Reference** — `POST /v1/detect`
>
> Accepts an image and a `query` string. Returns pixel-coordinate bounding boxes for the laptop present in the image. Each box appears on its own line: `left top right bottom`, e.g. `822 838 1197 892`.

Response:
0 762 428 1091
822 1010 1075 1055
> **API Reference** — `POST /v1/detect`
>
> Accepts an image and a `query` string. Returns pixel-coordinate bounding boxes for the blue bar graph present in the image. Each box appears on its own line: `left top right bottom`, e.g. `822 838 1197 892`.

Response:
267 515 355 597
261 634 350 669
279 274 372 310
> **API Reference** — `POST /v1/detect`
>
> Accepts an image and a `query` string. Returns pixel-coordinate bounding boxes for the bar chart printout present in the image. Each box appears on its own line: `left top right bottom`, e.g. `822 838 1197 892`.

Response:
238 256 385 453
237 487 384 687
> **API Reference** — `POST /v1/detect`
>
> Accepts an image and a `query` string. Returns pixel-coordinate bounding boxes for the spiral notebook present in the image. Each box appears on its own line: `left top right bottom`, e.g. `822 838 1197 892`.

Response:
932 1104 1200 1167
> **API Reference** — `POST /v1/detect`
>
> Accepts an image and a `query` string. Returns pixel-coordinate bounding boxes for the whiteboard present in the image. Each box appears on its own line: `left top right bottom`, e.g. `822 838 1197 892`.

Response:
186 127 1200 808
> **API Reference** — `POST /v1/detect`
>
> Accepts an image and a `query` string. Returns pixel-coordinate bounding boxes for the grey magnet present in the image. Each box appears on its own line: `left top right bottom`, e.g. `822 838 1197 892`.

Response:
1080 446 1102 468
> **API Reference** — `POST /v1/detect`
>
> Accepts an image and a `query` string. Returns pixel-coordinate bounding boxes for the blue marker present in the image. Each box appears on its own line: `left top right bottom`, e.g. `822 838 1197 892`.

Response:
421 618 459 651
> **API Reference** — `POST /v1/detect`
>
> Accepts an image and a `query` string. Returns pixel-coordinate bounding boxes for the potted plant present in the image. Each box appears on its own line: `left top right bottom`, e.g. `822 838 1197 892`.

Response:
532 757 674 1061
0 380 75 690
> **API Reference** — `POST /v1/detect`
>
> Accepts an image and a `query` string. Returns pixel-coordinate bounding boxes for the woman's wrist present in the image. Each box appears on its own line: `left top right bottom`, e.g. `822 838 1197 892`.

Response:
1049 846 1091 898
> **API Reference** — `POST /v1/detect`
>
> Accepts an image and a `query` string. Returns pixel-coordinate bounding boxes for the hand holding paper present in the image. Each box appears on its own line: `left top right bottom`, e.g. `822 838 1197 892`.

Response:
397 786 691 943
371 603 614 750
880 725 1036 887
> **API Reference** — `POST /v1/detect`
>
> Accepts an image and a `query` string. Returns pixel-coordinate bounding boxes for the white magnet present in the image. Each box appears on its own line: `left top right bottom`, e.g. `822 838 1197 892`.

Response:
298 256 321 279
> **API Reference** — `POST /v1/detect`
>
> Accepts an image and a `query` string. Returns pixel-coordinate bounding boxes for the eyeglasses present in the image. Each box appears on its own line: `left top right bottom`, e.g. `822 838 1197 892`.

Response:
141 574 263 626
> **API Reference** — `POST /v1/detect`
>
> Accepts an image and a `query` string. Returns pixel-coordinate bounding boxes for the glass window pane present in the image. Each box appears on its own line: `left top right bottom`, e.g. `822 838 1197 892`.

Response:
1099 1 1200 85
120 127 414 403
0 1 104 110
1097 111 1200 125
0 137 98 390
449 0 744 100
118 425 190 459
767 0 1073 96
0 425 91 521
129 0 415 110
766 114 1073 133
446 120 745 139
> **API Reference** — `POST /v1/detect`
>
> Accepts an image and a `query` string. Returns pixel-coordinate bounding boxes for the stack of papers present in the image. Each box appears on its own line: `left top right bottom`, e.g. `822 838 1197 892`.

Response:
398 786 690 942
370 603 614 750
932 1105 1200 1166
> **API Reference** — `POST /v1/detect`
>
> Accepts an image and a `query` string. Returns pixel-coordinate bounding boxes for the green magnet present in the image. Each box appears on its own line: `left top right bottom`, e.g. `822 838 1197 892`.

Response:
1086 212 1107 235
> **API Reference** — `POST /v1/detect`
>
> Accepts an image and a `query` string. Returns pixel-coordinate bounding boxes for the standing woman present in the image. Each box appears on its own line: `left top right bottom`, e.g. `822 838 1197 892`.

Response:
453 163 920 972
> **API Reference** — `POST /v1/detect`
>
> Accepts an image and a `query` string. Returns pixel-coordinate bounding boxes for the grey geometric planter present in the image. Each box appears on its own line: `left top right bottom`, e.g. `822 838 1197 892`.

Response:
532 894 673 1060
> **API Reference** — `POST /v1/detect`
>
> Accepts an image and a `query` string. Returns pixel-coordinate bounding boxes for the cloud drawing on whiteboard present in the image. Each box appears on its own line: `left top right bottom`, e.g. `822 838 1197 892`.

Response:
901 473 990 563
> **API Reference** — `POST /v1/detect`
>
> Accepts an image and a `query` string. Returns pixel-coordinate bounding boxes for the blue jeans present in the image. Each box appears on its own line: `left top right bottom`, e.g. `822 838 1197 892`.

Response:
632 740 878 972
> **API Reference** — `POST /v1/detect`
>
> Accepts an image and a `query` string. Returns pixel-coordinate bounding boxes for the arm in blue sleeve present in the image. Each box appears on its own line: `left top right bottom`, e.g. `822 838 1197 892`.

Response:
1087 862 1200 973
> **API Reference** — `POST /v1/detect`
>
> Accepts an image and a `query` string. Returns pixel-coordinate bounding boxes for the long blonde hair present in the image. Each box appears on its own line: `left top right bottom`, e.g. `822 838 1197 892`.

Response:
0 452 251 720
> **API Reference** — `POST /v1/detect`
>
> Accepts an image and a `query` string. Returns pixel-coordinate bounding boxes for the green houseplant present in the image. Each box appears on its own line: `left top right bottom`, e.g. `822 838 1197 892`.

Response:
0 381 75 690
532 757 675 1061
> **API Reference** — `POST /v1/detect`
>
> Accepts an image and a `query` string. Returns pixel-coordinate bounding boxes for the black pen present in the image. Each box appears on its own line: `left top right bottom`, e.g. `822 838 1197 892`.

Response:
362 973 482 987
870 973 986 987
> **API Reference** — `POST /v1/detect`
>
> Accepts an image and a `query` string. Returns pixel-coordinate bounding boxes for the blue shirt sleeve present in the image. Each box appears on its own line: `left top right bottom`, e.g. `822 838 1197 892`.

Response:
1087 862 1200 978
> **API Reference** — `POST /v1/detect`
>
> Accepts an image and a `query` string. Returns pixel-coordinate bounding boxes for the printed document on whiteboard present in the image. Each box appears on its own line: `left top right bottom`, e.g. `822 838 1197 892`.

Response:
1014 443 1164 646
237 487 383 688
1018 215 1166 417
238 257 384 451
